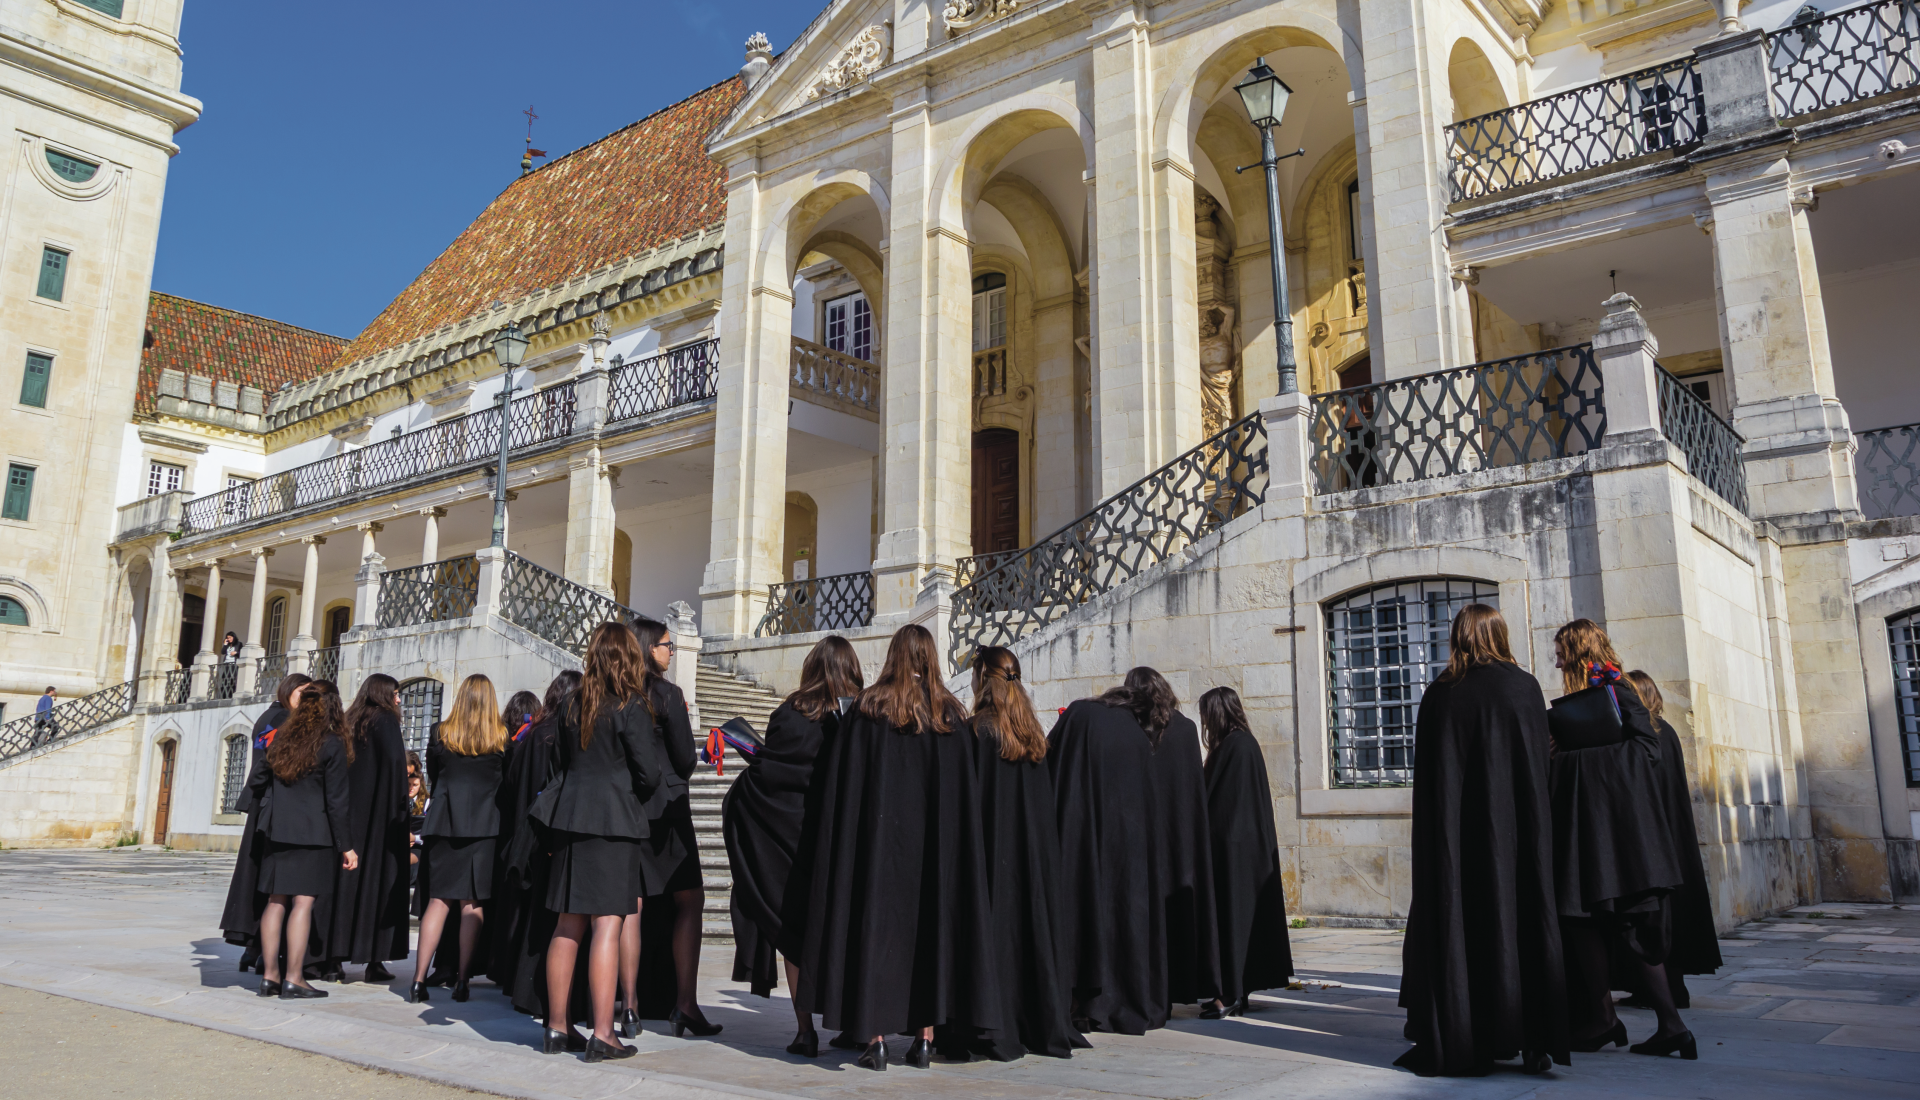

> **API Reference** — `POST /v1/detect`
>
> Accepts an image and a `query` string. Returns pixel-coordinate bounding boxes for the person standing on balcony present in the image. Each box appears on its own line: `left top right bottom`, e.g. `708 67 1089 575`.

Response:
220 632 242 660
247 678 358 1000
1134 668 1224 1016
1197 686 1294 1020
411 674 508 1005
217 633 244 700
500 671 582 1017
321 674 411 985
222 673 311 975
1395 605 1565 1077
721 634 864 1058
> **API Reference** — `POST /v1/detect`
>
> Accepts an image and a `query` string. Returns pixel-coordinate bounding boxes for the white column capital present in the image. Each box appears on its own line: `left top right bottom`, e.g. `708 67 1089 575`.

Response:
300 534 327 547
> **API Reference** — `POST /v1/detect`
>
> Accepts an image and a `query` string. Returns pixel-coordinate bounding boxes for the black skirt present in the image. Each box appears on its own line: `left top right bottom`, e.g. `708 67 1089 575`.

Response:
257 840 334 897
635 794 700 896
548 832 640 915
423 835 496 901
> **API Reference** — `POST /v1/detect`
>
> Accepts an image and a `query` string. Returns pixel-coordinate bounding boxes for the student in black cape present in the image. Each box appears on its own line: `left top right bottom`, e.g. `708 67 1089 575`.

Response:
1395 605 1567 1077
498 675 576 1010
1618 671 1721 1010
1129 668 1223 1012
247 679 359 999
1196 686 1293 1018
798 624 1001 1071
321 674 411 984
964 646 1081 1060
223 673 310 973
1547 621 1691 1059
411 674 508 1004
721 634 863 1058
531 622 665 1061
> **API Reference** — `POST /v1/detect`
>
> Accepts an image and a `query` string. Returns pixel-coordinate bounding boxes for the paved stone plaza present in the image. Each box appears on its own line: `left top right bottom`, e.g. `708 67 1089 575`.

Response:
0 849 1914 1100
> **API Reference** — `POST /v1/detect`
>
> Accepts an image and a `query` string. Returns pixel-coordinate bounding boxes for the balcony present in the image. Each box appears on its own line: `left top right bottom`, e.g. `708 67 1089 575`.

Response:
790 338 878 418
755 570 876 637
1769 0 1920 118
608 339 720 423
1859 422 1920 520
115 490 189 542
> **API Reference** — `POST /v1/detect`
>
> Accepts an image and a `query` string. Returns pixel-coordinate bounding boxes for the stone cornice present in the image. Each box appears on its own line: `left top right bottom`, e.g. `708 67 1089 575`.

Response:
0 23 200 138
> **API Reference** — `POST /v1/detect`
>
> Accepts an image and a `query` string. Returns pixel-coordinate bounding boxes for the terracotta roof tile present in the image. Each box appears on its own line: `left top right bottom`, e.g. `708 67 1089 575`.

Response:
138 292 349 416
333 75 745 369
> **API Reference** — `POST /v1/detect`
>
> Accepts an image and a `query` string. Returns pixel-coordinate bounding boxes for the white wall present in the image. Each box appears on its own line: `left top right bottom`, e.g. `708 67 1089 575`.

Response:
617 492 710 620
790 460 874 578
113 423 267 508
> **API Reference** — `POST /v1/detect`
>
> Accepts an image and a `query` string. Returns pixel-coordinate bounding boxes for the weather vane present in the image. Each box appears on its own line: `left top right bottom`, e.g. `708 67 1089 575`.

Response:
521 105 547 174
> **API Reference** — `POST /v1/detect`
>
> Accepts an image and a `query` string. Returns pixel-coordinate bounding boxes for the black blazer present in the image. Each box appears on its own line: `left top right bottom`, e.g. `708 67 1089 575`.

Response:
421 723 506 839
638 678 697 820
530 696 665 838
235 704 288 816
247 731 352 850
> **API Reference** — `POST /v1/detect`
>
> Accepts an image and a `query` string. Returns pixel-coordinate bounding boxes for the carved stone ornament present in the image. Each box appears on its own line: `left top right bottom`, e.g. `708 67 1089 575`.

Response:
804 23 892 101
944 0 1030 35
744 31 772 54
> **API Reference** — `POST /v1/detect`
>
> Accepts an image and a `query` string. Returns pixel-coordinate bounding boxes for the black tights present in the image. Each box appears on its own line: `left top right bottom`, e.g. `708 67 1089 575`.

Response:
1562 922 1687 1041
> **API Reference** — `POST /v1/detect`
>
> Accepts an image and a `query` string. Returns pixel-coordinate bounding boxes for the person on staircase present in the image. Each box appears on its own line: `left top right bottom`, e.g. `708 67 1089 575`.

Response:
411 674 507 1005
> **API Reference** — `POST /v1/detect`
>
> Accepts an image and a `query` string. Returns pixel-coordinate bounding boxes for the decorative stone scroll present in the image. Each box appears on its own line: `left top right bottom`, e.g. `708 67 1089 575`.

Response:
944 0 1030 35
804 23 891 101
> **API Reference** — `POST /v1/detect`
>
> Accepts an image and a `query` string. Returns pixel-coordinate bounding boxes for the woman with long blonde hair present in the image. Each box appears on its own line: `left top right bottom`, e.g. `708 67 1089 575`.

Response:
412 673 509 1005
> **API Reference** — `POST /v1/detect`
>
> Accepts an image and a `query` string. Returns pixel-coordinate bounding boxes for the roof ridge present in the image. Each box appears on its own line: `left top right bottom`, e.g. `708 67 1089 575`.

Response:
148 290 352 344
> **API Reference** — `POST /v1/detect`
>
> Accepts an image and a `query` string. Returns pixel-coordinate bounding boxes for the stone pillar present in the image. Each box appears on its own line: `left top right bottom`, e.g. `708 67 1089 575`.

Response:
353 552 385 628
358 521 384 565
190 558 222 700
236 547 273 697
473 545 508 620
701 154 792 638
1258 391 1314 511
565 448 618 598
289 536 324 672
419 507 444 564
136 552 180 705
1591 294 1663 442
573 315 614 436
666 600 703 733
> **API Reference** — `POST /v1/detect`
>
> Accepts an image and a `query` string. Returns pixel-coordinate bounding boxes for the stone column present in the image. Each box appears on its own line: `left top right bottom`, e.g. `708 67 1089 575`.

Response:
137 551 180 705
190 558 222 699
419 507 444 565
353 551 385 628
236 547 273 697
473 545 508 621
565 449 619 598
573 315 614 436
289 535 324 672
666 600 703 733
357 521 384 565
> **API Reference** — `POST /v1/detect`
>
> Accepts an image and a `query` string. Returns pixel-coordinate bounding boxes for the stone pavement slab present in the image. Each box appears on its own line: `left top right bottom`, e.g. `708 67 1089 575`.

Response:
1 849 1917 1100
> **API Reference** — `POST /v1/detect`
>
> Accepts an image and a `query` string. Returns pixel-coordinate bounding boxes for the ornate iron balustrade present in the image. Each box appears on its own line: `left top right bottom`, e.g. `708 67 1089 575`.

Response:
1769 0 1920 117
1655 366 1750 514
790 337 878 415
950 413 1269 669
377 555 480 629
956 549 1021 589
0 680 135 761
181 383 578 537
164 668 191 705
973 347 1009 397
499 551 635 656
310 646 341 682
755 571 876 637
210 661 240 700
1445 59 1706 201
608 338 719 423
1309 345 1607 493
257 653 288 692
1858 422 1920 520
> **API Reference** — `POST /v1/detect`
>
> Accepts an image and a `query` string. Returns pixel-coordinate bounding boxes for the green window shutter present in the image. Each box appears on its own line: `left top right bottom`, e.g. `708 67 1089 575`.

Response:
20 353 51 408
0 597 25 627
37 249 67 302
74 0 124 17
3 465 34 521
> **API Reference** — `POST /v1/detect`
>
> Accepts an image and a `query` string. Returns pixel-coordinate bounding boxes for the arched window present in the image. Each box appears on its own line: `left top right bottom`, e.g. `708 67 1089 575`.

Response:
1325 578 1499 787
398 678 444 763
219 732 250 814
0 595 27 626
1891 608 1920 786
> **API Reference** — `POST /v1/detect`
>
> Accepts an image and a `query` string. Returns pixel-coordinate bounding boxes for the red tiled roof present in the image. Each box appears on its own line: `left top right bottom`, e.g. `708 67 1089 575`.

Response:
332 75 745 369
138 292 349 416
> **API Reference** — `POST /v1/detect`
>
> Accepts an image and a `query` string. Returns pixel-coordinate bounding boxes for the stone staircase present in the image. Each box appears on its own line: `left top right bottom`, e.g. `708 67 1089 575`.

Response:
688 662 785 943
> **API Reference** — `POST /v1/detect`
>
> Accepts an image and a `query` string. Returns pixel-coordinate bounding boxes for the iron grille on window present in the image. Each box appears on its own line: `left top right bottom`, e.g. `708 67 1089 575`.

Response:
1893 609 1920 786
1326 579 1498 787
756 571 875 637
398 679 443 763
498 551 637 657
1858 422 1920 520
377 555 480 628
1769 0 1920 117
1655 365 1750 514
607 338 719 423
220 733 250 813
0 679 134 762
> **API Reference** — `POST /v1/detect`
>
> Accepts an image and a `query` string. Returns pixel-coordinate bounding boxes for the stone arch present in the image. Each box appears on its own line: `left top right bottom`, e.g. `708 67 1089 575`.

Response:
0 572 53 631
1447 37 1510 124
928 95 1094 233
752 169 892 293
1152 15 1354 169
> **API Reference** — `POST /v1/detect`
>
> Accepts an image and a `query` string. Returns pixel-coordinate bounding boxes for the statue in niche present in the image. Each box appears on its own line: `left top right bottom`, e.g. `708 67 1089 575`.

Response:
1195 194 1240 439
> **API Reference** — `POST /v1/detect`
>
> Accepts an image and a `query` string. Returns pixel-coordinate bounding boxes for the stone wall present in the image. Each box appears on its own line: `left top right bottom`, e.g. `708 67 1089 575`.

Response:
0 718 139 847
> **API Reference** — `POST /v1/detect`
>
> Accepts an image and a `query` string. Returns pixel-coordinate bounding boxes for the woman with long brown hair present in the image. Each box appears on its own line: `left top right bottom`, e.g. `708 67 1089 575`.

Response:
1396 604 1566 1077
722 634 864 1057
323 673 411 984
1197 686 1293 1020
798 624 1000 1070
530 622 664 1060
246 678 358 999
966 646 1080 1060
223 672 311 974
412 673 509 1004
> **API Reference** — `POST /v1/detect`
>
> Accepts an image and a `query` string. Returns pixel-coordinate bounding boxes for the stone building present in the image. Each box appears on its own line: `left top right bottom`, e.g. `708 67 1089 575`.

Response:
5 0 1919 933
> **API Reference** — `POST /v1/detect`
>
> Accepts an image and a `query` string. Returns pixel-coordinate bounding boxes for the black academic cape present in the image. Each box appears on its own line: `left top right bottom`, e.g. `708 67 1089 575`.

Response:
1048 700 1167 1034
494 713 556 998
1153 713 1222 1006
722 700 824 997
1547 684 1683 932
796 706 1002 1040
322 710 410 964
967 728 1082 1059
1203 727 1294 1003
1396 662 1569 1077
220 704 285 946
631 678 700 1021
1648 717 1720 975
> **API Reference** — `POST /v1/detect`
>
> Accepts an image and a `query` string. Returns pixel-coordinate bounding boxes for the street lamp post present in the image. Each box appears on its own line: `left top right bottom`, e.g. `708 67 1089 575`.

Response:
1233 57 1303 396
489 321 529 548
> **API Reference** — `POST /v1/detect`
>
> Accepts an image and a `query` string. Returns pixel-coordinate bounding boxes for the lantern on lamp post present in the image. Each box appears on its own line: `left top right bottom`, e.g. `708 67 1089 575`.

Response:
1233 57 1303 396
489 321 529 548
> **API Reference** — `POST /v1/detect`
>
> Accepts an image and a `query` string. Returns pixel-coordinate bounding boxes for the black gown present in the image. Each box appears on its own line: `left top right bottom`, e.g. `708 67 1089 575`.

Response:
219 704 285 948
1202 727 1294 1004
1048 700 1166 1034
632 678 698 1020
1608 715 1722 1006
722 700 823 997
1153 713 1222 1007
495 714 557 1001
1396 662 1569 1077
797 707 1001 1041
322 710 410 964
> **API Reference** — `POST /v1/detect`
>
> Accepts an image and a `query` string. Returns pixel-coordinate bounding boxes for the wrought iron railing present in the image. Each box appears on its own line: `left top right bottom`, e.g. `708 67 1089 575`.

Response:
1445 58 1706 201
257 653 288 693
310 645 341 682
1858 422 1920 520
499 552 635 656
181 383 578 537
0 680 135 762
164 668 192 705
377 555 480 628
949 413 1269 669
755 571 875 637
210 660 240 700
1656 366 1750 514
1769 0 1920 117
1309 345 1607 493
956 549 1021 589
973 347 1009 397
608 338 720 423
790 338 879 415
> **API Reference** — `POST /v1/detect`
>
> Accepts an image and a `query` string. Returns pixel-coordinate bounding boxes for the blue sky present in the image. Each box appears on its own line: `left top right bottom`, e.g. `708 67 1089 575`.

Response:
153 1 819 339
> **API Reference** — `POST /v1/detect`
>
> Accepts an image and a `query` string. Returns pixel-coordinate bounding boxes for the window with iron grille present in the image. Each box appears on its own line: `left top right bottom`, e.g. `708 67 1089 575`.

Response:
1326 578 1500 787
20 352 51 408
219 733 250 813
3 464 35 521
148 461 184 497
823 293 874 362
37 248 68 302
1891 609 1920 787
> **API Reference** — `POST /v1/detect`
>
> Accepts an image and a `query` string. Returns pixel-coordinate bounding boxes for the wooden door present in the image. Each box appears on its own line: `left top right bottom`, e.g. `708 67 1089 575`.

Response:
153 741 177 845
971 429 1020 556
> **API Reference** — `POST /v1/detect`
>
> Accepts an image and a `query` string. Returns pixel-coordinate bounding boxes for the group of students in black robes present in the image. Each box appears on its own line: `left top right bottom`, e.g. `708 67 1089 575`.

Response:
1396 605 1721 1077
719 626 1297 1070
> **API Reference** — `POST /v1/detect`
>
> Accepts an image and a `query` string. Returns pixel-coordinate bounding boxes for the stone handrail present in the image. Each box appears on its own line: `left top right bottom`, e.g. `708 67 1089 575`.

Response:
790 337 878 418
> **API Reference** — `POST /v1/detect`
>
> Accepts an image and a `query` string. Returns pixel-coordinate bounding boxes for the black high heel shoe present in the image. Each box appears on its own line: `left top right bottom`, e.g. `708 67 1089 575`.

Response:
857 1038 888 1071
616 1007 638 1039
904 1037 932 1069
1570 1020 1628 1052
585 1035 637 1063
365 962 393 982
1629 1030 1698 1060
1521 1049 1554 1074
238 948 261 973
786 1030 819 1058
256 979 282 998
451 976 470 1003
279 982 328 999
408 981 429 1004
543 1026 587 1054
668 1007 722 1037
